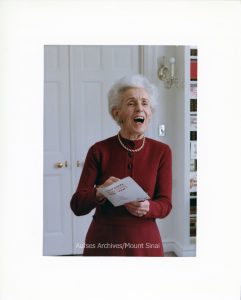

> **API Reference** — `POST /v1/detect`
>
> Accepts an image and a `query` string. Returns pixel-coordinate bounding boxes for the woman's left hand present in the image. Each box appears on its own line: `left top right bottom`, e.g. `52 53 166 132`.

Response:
124 200 150 217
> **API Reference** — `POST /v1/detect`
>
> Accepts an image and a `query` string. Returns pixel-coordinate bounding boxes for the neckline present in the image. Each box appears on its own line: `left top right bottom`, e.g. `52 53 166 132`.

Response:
117 132 146 152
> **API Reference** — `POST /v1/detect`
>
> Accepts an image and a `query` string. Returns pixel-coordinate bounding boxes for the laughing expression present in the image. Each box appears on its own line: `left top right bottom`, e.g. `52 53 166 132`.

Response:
113 87 152 139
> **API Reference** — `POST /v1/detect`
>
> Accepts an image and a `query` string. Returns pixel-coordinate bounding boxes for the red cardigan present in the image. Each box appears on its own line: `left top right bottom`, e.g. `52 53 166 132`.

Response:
70 135 172 256
71 135 172 220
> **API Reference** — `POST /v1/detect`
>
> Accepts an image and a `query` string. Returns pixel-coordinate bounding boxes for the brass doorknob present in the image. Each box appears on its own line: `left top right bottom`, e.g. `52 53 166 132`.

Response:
55 162 64 168
55 161 68 168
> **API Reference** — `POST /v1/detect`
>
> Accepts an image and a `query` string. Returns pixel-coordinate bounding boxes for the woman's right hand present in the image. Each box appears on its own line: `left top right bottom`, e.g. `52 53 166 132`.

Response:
96 176 120 201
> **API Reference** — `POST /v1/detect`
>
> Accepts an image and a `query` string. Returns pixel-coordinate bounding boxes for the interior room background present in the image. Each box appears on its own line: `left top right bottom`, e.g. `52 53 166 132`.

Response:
43 45 197 257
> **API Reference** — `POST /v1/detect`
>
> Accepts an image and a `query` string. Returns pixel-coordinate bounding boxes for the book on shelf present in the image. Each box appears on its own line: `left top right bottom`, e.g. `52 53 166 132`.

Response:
190 159 197 172
190 49 198 56
190 141 197 159
190 217 196 227
190 228 196 237
190 99 197 112
190 84 197 99
190 131 197 141
190 216 196 236
190 209 196 216
190 115 197 131
190 59 197 81
190 172 197 192
190 197 197 206
190 206 197 217
190 219 196 224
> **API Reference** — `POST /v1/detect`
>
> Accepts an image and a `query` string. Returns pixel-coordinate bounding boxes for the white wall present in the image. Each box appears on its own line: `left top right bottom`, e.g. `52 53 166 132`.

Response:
143 45 190 254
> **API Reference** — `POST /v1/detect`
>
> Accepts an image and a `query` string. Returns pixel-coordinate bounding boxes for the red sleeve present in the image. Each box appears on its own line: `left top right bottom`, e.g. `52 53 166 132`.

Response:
70 145 103 216
144 145 172 219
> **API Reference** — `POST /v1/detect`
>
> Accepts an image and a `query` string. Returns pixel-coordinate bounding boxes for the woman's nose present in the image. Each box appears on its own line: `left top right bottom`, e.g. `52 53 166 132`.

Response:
136 102 143 112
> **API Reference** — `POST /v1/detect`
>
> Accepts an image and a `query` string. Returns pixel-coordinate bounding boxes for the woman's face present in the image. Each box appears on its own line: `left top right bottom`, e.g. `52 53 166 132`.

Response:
113 87 152 138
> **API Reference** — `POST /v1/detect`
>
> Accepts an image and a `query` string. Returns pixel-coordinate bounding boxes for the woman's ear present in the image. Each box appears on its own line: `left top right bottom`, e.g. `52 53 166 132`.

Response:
112 107 119 121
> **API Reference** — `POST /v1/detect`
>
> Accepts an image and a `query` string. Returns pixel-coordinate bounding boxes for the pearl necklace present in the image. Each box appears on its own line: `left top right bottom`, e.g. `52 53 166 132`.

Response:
117 132 145 152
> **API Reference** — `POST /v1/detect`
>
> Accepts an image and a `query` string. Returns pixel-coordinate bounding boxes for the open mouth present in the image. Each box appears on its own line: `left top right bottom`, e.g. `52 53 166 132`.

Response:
133 116 145 124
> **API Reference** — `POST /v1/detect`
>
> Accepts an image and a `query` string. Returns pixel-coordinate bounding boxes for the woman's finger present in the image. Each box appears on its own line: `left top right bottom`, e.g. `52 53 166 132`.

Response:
109 176 120 182
102 176 120 187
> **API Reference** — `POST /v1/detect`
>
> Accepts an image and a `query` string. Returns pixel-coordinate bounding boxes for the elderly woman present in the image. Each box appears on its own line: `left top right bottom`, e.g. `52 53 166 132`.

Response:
70 74 172 256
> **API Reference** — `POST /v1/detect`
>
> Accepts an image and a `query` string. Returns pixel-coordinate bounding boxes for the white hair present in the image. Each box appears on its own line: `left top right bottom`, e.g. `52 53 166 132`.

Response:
108 74 158 124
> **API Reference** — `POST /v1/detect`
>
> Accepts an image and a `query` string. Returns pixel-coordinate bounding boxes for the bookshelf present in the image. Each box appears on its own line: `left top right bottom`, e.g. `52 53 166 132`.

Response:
189 47 197 245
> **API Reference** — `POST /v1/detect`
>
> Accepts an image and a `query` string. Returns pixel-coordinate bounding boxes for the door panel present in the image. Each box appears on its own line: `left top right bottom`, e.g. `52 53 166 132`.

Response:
43 46 72 255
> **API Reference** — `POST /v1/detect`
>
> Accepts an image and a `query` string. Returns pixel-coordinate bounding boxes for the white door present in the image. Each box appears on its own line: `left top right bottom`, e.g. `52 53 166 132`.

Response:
70 46 139 254
44 45 140 255
43 46 73 255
